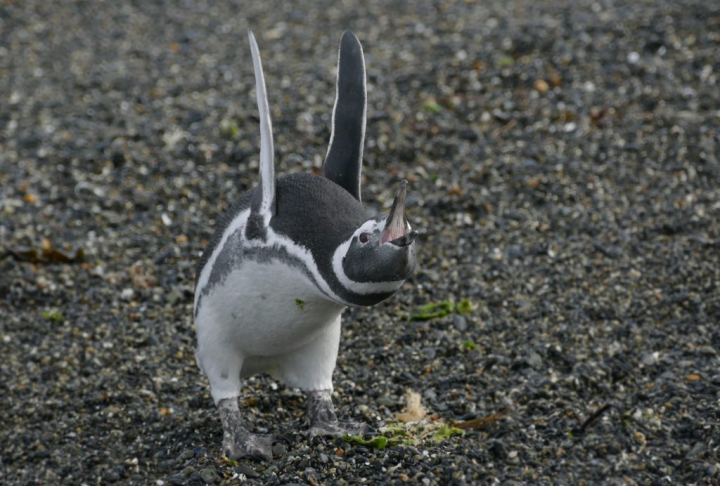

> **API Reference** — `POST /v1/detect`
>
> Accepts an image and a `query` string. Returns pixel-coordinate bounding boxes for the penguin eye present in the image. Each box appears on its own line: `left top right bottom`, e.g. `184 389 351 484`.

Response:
359 233 370 244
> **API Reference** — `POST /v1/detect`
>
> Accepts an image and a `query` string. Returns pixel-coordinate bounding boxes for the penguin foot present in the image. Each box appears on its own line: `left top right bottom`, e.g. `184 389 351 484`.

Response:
305 389 373 439
307 420 371 439
217 398 273 461
223 433 273 461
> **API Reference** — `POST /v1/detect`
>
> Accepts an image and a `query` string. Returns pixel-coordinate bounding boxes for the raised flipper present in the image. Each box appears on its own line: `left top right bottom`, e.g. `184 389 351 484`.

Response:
248 31 276 230
323 31 366 202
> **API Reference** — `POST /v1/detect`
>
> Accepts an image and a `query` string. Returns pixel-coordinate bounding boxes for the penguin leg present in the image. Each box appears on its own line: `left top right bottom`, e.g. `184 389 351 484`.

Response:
195 330 272 460
273 315 371 438
217 398 272 461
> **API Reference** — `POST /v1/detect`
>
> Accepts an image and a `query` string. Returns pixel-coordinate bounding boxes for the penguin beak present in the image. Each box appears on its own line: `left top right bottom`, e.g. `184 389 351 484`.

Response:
380 180 418 247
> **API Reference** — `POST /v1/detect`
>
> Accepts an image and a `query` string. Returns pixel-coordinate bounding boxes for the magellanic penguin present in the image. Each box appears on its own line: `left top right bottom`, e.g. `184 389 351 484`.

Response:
193 31 420 460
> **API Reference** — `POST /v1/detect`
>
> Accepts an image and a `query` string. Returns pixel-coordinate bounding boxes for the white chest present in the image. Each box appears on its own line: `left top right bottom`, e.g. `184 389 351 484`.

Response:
195 259 345 357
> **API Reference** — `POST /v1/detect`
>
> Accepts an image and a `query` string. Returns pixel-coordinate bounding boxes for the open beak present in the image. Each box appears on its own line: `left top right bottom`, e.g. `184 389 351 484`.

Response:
380 180 419 246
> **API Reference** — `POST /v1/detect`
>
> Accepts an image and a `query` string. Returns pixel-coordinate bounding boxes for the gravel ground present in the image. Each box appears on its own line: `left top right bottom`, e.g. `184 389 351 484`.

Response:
2 0 720 484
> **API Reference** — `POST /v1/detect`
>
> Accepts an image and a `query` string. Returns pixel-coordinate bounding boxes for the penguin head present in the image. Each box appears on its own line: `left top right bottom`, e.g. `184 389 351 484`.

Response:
318 32 419 304
332 180 419 302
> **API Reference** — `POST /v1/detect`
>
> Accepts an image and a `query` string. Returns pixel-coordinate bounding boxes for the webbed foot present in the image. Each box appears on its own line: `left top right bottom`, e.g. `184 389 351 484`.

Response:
218 398 273 461
305 390 373 439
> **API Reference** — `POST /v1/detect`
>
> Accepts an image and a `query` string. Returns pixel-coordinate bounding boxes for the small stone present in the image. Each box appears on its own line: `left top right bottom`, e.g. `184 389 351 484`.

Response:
697 346 717 356
659 371 675 381
711 374 720 385
178 449 194 461
272 442 287 456
111 151 126 167
686 442 705 459
527 352 543 370
377 395 394 407
200 467 218 484
235 464 260 478
103 469 120 482
166 289 183 305
319 453 328 464
166 475 185 486
634 431 646 446
452 315 467 332
534 79 549 93
641 352 658 366
488 440 507 459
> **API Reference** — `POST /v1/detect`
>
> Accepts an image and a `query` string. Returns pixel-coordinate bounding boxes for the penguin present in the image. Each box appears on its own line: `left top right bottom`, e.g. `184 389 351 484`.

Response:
193 30 419 460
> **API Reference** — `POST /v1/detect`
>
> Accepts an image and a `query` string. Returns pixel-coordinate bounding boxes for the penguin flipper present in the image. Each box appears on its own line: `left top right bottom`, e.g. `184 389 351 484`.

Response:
323 30 366 202
248 30 276 220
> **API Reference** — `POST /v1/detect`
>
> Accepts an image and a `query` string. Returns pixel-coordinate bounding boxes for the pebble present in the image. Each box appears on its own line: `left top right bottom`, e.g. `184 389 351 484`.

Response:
235 464 260 478
641 353 657 366
200 467 218 484
166 476 185 486
178 449 194 461
103 469 120 482
534 79 550 93
685 442 705 460
272 443 288 457
527 352 543 370
377 395 395 407
453 315 468 332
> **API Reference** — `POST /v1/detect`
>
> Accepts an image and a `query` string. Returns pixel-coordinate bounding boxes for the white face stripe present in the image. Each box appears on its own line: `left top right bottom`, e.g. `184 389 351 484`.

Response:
194 209 353 312
248 31 275 218
331 219 406 295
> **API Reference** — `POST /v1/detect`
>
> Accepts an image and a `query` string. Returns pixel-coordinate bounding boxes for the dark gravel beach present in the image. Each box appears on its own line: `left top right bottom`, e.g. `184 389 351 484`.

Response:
2 0 719 484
